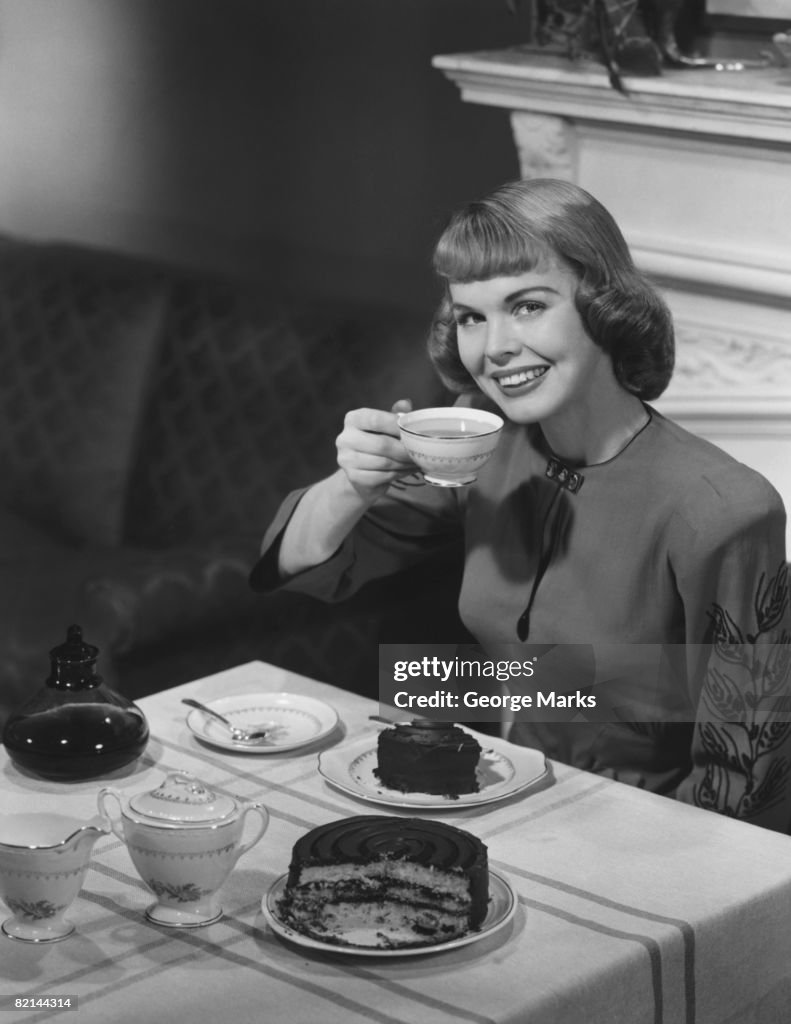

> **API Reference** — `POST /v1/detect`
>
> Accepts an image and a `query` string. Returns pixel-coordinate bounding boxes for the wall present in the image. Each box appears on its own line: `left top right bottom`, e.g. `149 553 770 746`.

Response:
0 0 524 315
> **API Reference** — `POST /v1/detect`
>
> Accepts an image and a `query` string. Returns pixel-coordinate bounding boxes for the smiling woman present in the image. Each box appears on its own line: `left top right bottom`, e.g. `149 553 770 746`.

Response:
430 178 673 403
430 180 671 465
447 268 648 464
250 177 791 834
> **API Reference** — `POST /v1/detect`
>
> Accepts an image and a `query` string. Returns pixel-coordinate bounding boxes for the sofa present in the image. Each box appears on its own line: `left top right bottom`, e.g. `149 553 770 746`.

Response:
0 234 469 729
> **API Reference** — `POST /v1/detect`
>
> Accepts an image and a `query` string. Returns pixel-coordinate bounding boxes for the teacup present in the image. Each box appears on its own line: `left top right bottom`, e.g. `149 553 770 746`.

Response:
98 771 269 928
0 812 109 942
399 407 504 486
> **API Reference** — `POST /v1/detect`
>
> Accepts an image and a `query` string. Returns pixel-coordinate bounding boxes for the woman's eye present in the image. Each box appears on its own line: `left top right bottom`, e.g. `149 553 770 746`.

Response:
513 300 543 317
454 312 483 328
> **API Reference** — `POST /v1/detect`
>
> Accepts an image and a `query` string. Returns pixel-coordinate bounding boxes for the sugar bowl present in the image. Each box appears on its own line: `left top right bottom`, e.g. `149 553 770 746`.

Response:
98 771 268 927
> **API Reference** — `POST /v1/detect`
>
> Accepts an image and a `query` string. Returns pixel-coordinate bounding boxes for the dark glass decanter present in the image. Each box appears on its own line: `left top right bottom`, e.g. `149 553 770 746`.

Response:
2 625 149 781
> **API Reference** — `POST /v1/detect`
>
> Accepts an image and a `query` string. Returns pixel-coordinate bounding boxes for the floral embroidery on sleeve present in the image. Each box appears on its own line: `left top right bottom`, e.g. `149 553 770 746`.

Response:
694 562 791 825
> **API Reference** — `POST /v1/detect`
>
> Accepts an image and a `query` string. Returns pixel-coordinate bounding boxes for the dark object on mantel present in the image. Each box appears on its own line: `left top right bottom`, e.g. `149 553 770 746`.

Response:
2 626 149 781
509 0 773 92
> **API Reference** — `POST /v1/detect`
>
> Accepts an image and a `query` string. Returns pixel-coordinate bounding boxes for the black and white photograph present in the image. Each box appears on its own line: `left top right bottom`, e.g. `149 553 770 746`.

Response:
1 2 790 1022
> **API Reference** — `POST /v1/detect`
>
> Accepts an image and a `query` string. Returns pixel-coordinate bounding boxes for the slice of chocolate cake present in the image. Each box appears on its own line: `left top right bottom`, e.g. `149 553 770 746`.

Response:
278 815 489 949
375 719 481 796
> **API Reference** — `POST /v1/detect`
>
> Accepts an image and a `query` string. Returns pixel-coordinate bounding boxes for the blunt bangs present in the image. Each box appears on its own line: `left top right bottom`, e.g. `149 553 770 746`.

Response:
432 203 553 283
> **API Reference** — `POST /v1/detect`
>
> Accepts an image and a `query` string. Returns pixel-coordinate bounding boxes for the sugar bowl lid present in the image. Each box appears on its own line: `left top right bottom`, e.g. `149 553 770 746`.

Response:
128 771 236 825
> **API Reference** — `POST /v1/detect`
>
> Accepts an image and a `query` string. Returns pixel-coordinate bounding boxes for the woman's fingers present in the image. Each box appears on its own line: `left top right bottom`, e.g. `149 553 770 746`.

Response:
336 405 417 498
338 428 408 463
338 410 410 461
343 407 403 437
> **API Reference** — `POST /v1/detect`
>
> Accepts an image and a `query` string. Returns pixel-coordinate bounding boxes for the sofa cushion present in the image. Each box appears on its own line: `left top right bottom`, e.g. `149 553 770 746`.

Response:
0 238 167 545
123 281 446 547
77 533 263 657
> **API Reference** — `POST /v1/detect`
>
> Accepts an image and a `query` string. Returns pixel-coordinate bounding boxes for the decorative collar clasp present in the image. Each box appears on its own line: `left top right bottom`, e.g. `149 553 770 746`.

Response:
546 457 584 493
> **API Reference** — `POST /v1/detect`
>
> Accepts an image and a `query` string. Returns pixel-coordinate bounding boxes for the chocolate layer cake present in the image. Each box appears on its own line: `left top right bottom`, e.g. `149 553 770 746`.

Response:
375 719 481 796
279 815 489 949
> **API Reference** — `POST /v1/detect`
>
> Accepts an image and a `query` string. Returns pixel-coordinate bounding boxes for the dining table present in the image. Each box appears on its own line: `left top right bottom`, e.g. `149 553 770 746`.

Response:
2 659 791 1024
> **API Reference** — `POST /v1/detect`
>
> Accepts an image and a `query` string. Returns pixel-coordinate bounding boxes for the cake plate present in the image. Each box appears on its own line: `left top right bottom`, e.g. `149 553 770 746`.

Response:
317 733 548 809
261 869 516 957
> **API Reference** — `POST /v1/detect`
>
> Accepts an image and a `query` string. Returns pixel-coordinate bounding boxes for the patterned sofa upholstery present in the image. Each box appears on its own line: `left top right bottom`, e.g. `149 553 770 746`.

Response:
0 234 465 728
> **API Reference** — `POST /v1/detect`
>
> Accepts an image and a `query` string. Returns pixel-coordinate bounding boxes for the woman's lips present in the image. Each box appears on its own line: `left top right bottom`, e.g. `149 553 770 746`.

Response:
492 365 549 396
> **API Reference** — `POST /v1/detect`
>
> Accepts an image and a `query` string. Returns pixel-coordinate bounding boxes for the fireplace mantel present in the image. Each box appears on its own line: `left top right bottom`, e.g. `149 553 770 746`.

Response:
433 50 791 143
433 49 791 540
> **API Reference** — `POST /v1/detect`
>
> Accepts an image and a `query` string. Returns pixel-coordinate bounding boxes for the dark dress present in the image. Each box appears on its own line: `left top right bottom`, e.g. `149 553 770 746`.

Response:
252 405 791 832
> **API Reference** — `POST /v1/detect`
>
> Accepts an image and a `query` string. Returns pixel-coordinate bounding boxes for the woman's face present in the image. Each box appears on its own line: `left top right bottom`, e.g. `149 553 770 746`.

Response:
449 261 615 430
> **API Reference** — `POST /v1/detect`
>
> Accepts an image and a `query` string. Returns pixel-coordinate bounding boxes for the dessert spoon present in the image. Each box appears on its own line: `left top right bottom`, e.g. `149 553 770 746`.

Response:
181 698 277 742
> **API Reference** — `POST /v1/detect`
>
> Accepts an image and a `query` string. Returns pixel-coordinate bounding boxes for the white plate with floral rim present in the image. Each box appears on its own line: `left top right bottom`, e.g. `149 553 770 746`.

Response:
185 693 338 753
317 732 548 809
261 869 516 957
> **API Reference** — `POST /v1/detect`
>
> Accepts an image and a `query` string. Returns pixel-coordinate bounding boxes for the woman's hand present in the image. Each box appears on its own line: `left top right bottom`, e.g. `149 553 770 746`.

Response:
336 399 416 501
276 399 417 577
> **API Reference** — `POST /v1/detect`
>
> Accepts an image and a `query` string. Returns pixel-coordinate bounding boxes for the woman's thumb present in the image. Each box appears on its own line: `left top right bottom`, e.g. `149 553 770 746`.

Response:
390 399 413 414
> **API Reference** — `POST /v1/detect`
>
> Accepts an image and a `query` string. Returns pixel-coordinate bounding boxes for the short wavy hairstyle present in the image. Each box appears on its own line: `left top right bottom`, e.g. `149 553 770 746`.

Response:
429 178 674 401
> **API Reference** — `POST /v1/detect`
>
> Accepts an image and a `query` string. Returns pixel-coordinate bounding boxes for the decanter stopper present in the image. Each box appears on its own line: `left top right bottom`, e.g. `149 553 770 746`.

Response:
47 624 102 689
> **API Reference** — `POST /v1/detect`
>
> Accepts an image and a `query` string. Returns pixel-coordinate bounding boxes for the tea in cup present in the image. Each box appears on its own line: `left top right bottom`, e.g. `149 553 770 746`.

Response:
399 407 504 486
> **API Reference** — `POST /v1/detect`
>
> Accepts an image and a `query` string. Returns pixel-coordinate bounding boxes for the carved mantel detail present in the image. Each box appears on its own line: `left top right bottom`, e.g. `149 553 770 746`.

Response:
510 112 575 182
670 326 791 395
661 323 791 429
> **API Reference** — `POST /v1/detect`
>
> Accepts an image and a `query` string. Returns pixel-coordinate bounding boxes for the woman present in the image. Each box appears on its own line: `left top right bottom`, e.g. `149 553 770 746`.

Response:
252 178 790 832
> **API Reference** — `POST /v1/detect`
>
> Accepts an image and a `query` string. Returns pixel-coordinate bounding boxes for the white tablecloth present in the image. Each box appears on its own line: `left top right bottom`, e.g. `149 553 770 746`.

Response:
2 661 791 1024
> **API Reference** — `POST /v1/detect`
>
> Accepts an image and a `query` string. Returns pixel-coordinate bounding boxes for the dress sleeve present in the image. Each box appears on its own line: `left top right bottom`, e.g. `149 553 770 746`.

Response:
249 473 464 602
673 471 791 832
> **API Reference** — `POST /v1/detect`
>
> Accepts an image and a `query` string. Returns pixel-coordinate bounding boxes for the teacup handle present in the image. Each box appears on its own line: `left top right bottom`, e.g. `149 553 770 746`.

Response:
97 788 126 843
234 803 269 860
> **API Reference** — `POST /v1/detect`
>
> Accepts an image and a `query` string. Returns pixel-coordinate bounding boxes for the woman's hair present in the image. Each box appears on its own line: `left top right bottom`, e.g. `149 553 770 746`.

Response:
429 178 674 401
